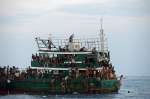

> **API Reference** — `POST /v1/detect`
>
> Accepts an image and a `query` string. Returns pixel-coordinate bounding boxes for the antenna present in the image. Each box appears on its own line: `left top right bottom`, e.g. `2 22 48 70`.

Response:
100 18 103 30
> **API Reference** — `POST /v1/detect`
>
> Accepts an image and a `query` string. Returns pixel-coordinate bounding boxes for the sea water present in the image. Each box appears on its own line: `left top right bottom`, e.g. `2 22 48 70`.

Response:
0 76 150 99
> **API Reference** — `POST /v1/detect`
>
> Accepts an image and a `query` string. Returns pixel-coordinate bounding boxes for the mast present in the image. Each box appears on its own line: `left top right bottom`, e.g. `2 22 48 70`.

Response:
99 19 110 61
100 18 105 53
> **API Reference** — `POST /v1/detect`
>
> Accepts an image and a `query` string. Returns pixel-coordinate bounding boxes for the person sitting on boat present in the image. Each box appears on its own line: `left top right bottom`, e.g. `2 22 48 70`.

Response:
59 46 63 52
48 40 52 49
61 79 66 94
92 47 97 54
69 34 74 43
32 54 36 61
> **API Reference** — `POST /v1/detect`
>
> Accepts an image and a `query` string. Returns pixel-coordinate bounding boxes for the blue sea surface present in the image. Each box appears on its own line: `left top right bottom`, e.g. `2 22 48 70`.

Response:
0 76 150 99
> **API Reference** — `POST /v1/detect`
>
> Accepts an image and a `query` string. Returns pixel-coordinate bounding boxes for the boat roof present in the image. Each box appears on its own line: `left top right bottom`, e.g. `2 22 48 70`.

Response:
30 67 103 70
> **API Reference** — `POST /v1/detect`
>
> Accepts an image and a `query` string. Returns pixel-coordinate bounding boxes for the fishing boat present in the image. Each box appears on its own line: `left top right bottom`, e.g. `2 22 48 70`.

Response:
0 21 122 94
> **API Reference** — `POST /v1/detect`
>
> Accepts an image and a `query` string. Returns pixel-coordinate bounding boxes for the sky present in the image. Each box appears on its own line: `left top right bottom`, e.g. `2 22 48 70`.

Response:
0 0 150 76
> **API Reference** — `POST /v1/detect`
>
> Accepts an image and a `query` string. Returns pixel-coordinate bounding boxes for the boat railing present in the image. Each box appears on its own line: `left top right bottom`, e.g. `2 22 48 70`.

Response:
35 37 108 52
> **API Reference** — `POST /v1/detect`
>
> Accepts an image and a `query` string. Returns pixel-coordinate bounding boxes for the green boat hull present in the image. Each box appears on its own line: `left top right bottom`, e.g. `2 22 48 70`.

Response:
0 79 120 94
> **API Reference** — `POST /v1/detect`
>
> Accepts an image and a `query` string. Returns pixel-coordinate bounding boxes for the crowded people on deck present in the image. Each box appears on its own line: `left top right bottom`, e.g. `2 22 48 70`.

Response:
0 63 116 81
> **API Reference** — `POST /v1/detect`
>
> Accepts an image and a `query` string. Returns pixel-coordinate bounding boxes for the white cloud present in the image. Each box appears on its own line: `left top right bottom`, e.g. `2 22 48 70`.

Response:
60 0 150 17
0 0 62 16
0 0 110 16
